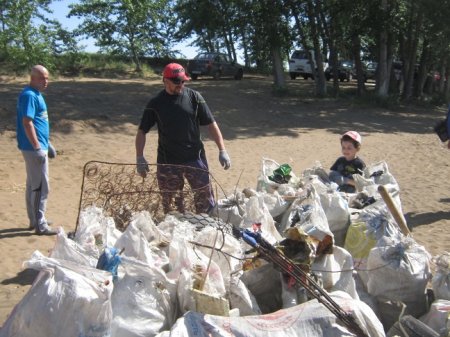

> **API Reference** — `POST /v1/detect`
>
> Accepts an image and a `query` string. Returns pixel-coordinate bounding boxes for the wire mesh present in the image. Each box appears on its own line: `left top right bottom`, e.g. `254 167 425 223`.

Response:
75 161 217 232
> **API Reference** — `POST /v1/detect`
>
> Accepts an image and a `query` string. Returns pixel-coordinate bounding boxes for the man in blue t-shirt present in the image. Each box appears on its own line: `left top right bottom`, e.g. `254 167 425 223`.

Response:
135 63 231 214
16 65 57 235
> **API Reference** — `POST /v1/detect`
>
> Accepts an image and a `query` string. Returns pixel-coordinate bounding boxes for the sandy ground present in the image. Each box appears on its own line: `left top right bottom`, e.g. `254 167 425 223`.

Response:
0 74 449 326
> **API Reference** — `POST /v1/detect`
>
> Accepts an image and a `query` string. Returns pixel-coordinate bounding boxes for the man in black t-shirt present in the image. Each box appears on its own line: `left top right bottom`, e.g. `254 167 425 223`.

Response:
135 63 231 214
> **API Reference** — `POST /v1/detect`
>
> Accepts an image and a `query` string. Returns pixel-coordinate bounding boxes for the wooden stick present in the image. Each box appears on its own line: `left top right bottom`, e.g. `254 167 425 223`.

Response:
198 229 219 291
378 185 411 236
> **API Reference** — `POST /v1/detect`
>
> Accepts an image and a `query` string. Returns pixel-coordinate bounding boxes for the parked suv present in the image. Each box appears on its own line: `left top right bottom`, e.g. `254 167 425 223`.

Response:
289 50 322 80
187 52 243 80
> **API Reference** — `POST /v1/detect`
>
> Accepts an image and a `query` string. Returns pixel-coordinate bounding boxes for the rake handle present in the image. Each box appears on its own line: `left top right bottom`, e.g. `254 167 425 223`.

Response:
378 185 411 236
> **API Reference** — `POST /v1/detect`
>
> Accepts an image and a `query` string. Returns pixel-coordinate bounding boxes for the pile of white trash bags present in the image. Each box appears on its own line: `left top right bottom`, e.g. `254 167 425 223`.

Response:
1 158 449 337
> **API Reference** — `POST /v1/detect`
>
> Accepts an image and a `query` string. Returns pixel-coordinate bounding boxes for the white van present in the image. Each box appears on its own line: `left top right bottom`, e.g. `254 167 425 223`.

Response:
288 50 327 80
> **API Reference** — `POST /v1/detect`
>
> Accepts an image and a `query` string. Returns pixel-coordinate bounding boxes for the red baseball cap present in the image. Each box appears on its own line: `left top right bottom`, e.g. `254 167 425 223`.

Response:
162 63 190 81
342 131 362 144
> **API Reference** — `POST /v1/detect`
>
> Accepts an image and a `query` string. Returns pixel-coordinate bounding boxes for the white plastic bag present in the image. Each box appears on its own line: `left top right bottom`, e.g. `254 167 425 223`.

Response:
243 194 282 243
50 228 98 267
158 291 385 337
346 202 403 287
111 257 177 337
214 194 246 227
256 158 299 193
318 189 350 247
262 190 291 218
193 226 261 315
420 299 450 336
114 220 169 269
431 252 450 300
167 225 227 302
367 236 432 319
284 186 334 250
312 246 359 300
127 211 170 247
0 251 113 337
354 161 405 218
75 205 121 256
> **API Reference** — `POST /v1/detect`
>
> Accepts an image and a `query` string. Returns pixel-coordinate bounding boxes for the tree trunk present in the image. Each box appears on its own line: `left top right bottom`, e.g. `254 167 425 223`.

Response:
229 29 237 62
320 3 339 96
306 0 326 96
240 26 250 67
402 6 423 100
0 6 8 58
129 37 142 73
377 0 389 96
352 34 365 96
132 51 142 73
290 0 317 86
272 48 286 88
414 38 430 98
438 62 447 93
445 64 450 101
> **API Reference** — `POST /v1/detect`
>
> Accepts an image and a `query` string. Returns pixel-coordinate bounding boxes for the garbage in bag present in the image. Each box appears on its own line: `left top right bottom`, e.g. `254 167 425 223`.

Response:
268 163 292 184
0 251 113 337
155 291 385 337
431 252 450 300
256 158 299 193
97 246 122 281
419 299 450 336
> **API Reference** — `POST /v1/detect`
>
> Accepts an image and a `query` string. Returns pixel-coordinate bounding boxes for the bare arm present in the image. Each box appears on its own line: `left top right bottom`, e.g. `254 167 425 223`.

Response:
207 122 226 151
135 128 147 157
135 128 150 177
22 117 40 149
207 122 231 169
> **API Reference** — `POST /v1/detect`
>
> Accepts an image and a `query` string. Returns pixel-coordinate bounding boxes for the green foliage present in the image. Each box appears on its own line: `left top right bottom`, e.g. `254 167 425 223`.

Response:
0 0 448 102
68 0 178 71
56 53 159 78
0 0 82 73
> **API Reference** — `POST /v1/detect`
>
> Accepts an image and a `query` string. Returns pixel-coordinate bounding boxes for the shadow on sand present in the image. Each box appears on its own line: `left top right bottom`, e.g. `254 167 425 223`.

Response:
405 210 450 229
0 76 445 142
1 269 38 286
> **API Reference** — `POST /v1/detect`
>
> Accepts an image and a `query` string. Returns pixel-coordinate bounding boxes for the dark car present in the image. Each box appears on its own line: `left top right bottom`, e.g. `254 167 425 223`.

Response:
187 52 244 80
365 62 377 80
325 60 355 82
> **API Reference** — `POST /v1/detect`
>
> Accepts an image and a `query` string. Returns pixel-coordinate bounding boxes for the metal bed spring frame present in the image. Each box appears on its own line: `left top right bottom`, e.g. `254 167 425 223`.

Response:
74 161 220 233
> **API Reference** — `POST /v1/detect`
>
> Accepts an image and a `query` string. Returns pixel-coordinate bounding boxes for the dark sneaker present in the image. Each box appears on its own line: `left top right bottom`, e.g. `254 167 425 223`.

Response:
36 227 57 236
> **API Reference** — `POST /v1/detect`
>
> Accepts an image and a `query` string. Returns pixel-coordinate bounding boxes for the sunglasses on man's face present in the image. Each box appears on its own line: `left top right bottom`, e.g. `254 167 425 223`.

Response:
167 77 185 85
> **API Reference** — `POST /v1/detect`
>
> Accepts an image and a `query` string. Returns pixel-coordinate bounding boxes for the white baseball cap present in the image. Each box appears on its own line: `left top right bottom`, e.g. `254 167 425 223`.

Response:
342 131 362 144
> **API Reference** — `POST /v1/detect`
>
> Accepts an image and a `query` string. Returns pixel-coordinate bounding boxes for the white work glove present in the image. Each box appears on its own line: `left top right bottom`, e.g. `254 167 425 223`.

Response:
34 148 47 164
219 150 231 170
48 142 56 159
136 156 149 177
